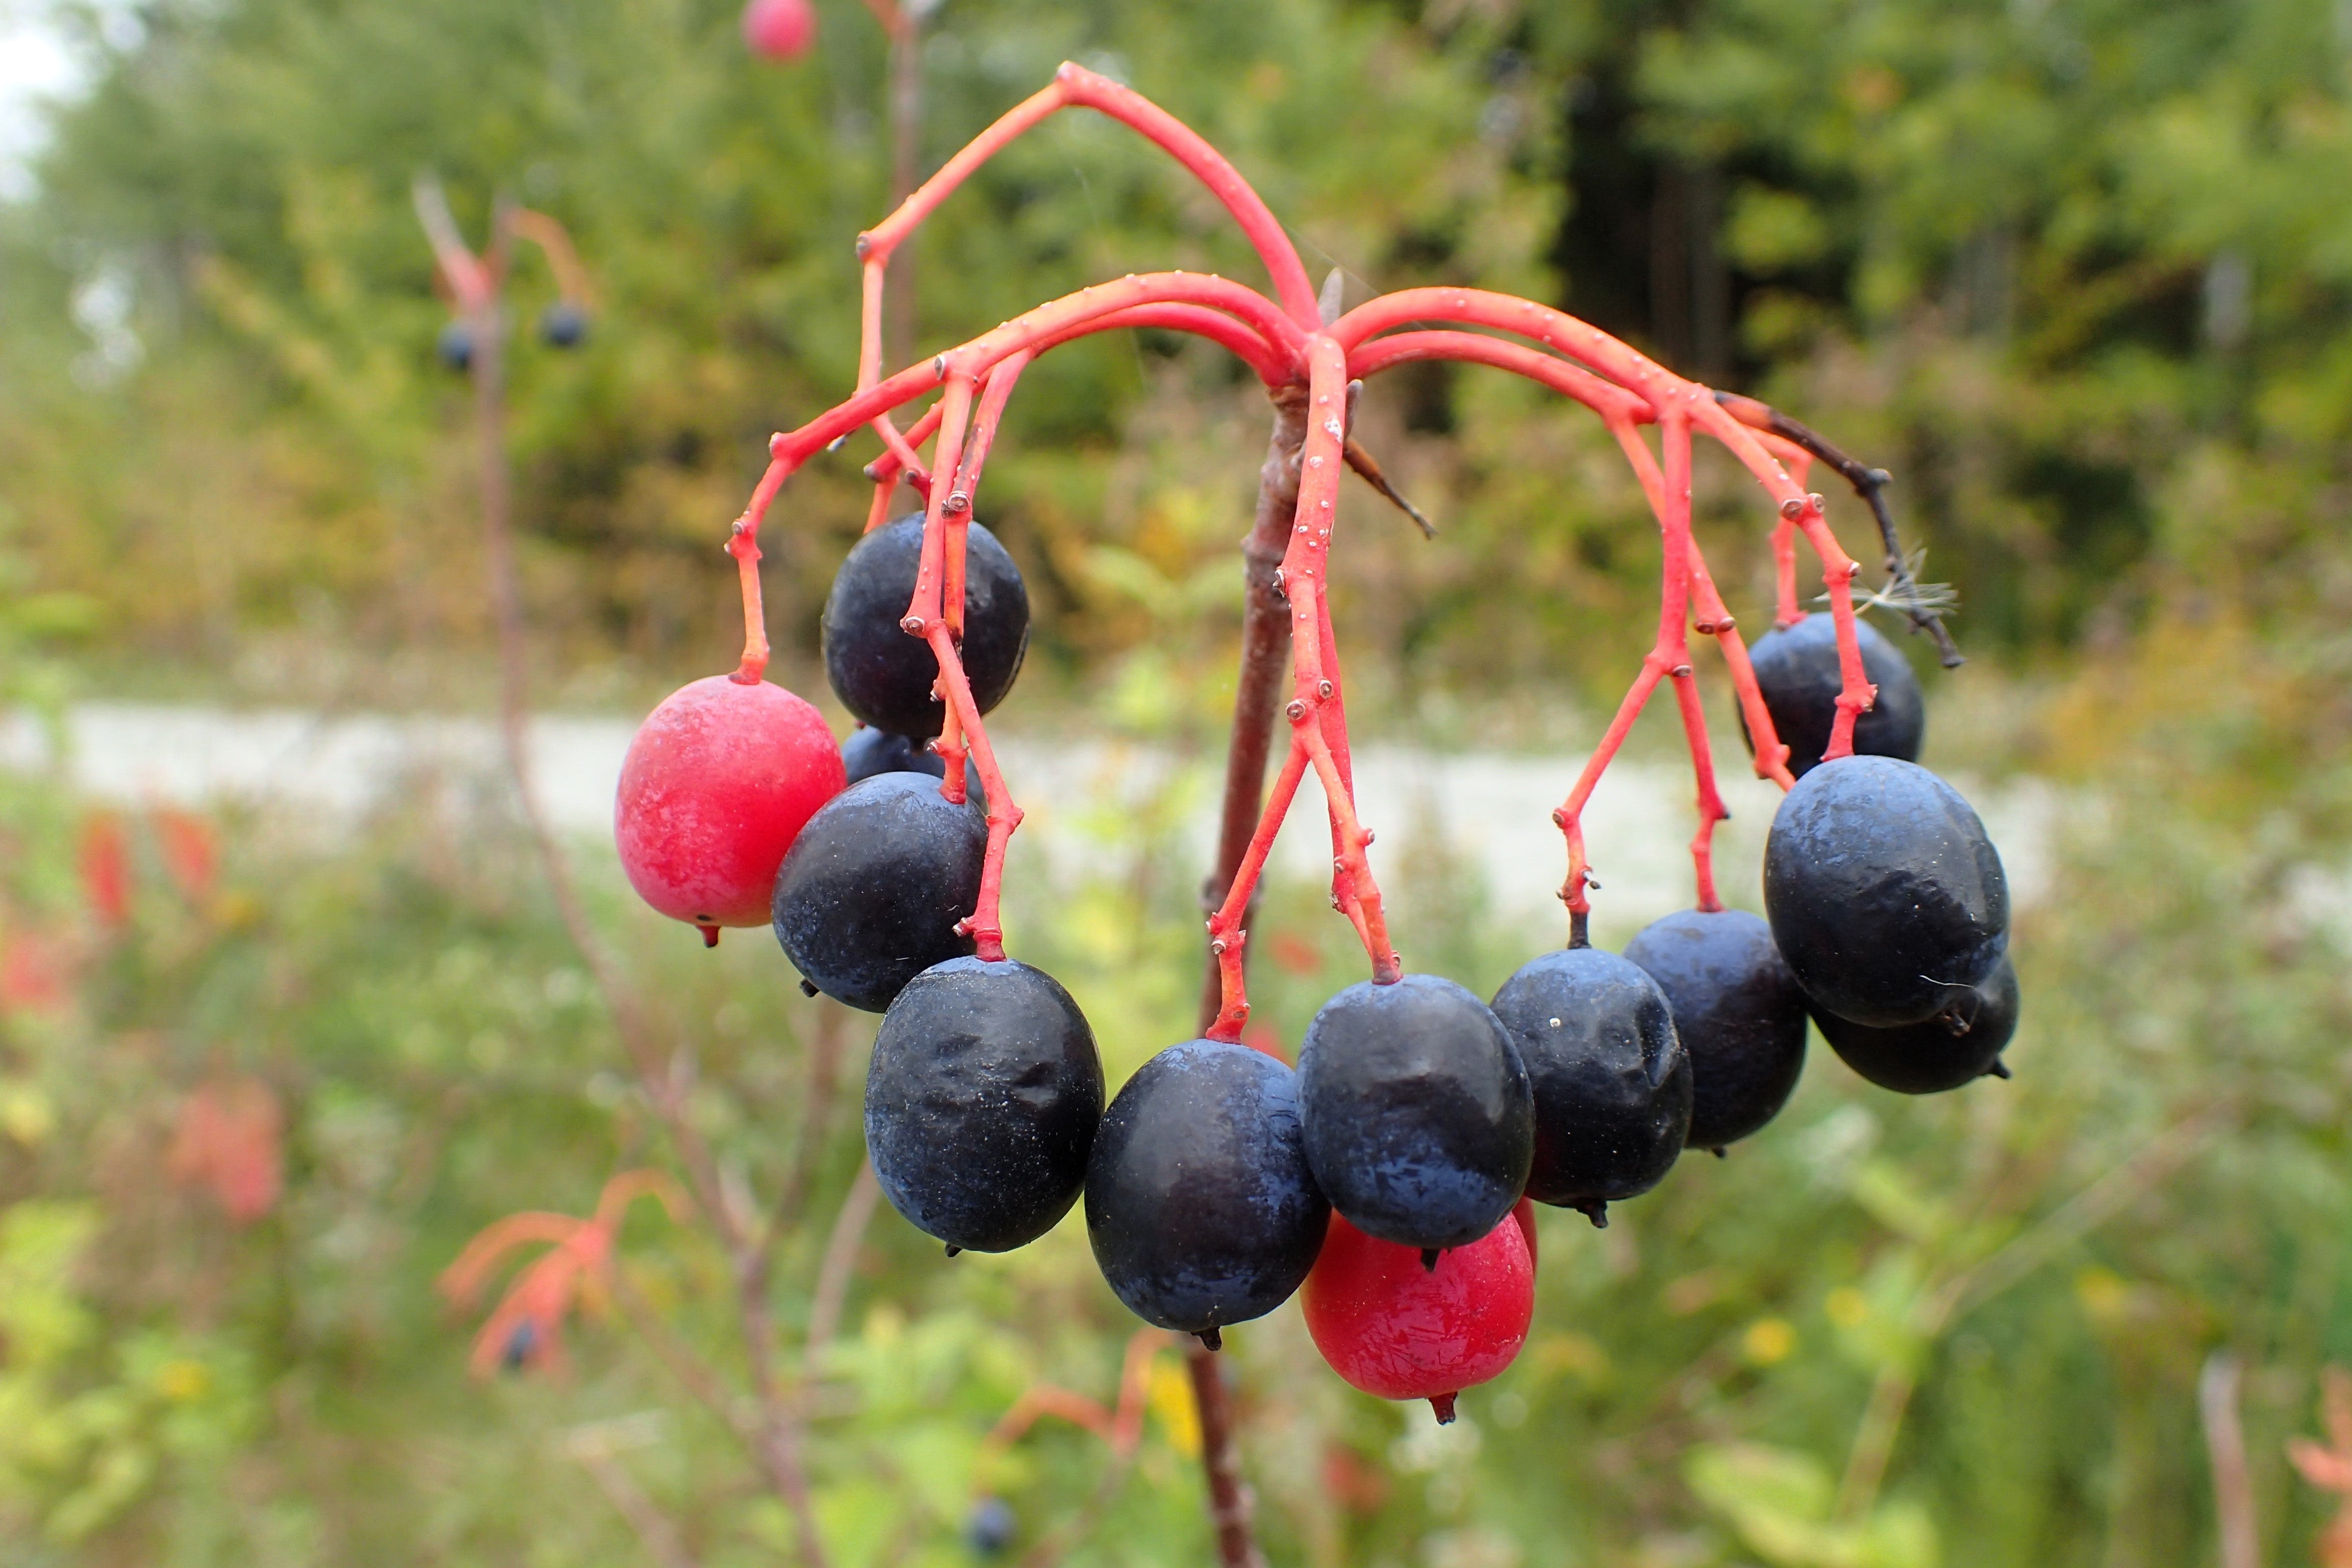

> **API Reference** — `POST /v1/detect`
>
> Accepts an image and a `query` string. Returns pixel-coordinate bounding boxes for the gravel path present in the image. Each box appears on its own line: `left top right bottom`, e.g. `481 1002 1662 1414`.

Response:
4 702 2057 945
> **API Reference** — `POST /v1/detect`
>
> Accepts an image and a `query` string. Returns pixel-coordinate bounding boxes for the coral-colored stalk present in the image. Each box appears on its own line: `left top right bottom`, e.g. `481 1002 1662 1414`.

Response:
1598 419 1795 788
1669 668 1728 912
946 351 1032 542
1331 286 1874 748
944 273 1302 383
925 625 1022 962
864 396 950 531
727 511 770 683
1271 338 1398 985
859 65 1317 328
1348 330 1651 425
1205 740 1313 1042
1549 411 1698 933
1028 302 1292 385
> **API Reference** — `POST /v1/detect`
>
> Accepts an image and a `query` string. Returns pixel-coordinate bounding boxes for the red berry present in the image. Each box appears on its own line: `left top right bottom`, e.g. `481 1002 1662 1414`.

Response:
615 676 844 934
741 0 816 61
1510 1195 1537 1267
1302 1208 1534 1423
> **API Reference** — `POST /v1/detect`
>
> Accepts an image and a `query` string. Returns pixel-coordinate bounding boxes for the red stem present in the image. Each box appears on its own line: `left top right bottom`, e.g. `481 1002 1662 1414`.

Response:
1750 434 1814 627
925 625 1021 961
858 64 1318 329
1199 336 1399 1032
1547 410 1696 930
1204 740 1312 1041
1599 419 1795 788
1329 286 1872 749
1026 302 1291 385
1349 329 1652 425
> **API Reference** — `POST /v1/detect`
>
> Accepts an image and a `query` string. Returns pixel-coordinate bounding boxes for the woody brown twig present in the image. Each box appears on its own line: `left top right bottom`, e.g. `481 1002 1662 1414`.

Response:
417 177 834 1568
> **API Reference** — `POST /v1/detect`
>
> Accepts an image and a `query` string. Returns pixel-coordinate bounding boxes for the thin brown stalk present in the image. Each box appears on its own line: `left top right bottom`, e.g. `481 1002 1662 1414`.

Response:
605 1261 756 1443
569 1435 702 1568
2200 1352 2262 1568
805 1160 884 1374
1173 385 1309 1568
432 185 831 1568
763 999 851 1272
1833 1105 2233 1520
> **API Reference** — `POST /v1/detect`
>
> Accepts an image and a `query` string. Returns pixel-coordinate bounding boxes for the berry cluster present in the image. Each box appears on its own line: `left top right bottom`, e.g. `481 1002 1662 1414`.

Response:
608 66 2018 1424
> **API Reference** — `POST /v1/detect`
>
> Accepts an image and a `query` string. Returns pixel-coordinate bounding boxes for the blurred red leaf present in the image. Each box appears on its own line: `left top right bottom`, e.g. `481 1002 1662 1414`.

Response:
0 928 68 1012
2290 1366 2352 1568
168 1077 283 1224
440 1171 689 1379
1268 932 1322 976
1321 1441 1388 1513
80 812 132 926
1241 1020 1289 1064
155 808 220 904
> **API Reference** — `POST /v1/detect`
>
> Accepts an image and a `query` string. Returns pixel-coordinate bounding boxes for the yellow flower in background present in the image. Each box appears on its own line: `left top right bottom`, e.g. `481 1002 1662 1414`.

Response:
1825 1288 1869 1330
154 1359 212 1402
1148 1358 1200 1459
1743 1318 1798 1367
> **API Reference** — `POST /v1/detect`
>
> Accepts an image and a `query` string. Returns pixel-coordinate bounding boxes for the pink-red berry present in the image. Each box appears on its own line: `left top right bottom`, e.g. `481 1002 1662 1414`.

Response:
615 676 843 936
741 0 816 61
1302 1207 1534 1423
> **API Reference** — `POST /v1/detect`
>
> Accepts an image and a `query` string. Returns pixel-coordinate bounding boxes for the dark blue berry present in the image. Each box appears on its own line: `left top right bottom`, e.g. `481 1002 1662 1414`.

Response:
1624 910 1807 1152
1817 953 2019 1094
823 514 1028 739
771 772 984 1012
1763 755 2009 1027
1490 946 1690 1223
1086 1040 1328 1338
1743 613 1925 777
965 1497 1016 1555
866 958 1102 1253
1296 975 1532 1251
540 301 589 348
842 726 946 786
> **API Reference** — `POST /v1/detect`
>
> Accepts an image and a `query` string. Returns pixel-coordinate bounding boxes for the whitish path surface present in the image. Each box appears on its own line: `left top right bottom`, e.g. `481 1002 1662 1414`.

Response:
2 703 2058 942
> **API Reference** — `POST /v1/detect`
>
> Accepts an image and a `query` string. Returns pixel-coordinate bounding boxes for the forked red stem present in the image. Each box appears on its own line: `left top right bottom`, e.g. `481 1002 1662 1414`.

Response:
710 72 1915 1567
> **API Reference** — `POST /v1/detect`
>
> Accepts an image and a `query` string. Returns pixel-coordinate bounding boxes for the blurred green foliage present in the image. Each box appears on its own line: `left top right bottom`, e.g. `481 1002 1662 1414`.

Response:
5 0 2352 1563
3 687 2350 1563
8 0 2344 710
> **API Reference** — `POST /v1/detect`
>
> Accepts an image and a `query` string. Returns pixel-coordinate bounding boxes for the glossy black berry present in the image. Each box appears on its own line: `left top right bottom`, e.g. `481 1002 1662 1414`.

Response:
1086 1040 1329 1338
1763 755 2010 1027
1490 947 1691 1223
1296 975 1533 1252
1742 613 1925 777
436 320 474 372
771 772 984 1012
1624 910 1808 1152
823 513 1030 739
965 1497 1016 1556
1817 953 2019 1094
841 725 945 786
865 957 1104 1253
540 301 589 349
